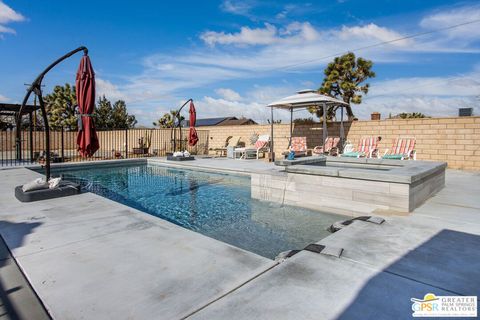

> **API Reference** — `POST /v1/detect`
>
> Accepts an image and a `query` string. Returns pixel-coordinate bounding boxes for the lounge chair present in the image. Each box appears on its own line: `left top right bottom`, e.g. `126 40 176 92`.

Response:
342 136 380 158
234 135 270 159
283 136 308 158
383 137 416 160
313 136 340 156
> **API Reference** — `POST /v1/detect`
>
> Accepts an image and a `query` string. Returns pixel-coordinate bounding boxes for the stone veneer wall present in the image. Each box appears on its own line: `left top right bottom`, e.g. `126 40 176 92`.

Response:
203 116 480 170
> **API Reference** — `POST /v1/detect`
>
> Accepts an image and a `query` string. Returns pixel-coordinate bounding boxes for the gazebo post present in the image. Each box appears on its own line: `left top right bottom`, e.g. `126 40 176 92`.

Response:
322 102 327 146
340 106 345 150
270 107 274 161
289 107 293 147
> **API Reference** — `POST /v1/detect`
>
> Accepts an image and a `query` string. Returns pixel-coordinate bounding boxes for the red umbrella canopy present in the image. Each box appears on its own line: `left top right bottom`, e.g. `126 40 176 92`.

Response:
76 54 99 157
188 101 199 147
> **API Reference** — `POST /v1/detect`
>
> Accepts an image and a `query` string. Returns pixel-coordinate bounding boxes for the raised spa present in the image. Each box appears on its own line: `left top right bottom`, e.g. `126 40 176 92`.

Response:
251 156 447 214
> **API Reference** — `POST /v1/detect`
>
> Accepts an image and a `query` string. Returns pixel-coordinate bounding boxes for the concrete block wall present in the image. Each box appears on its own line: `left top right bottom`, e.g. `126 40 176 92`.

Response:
203 116 480 170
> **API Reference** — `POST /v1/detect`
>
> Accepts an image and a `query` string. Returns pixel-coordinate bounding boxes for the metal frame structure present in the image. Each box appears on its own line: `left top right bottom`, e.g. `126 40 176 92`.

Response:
267 90 349 161
16 46 89 180
171 98 193 152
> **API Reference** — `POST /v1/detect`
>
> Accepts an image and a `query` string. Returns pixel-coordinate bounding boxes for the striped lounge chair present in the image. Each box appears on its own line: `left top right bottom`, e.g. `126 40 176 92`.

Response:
342 136 380 158
313 136 340 156
383 137 416 160
234 134 270 159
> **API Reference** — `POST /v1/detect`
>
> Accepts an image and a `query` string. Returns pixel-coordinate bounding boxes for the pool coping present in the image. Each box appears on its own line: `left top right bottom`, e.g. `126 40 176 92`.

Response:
280 156 447 184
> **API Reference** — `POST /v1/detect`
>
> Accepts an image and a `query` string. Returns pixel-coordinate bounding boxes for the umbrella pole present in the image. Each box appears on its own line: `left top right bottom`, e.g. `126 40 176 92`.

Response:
340 106 345 150
16 46 89 181
37 93 51 180
322 103 327 147
170 98 193 153
270 107 274 161
289 107 293 148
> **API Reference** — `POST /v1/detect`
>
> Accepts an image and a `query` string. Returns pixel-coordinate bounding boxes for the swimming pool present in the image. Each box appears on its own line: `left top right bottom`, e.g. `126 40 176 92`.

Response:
46 163 342 259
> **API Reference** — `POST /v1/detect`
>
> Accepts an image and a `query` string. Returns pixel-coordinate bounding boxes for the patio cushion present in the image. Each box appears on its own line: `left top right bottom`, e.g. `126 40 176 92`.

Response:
254 140 267 149
341 152 364 158
290 137 307 152
382 154 404 160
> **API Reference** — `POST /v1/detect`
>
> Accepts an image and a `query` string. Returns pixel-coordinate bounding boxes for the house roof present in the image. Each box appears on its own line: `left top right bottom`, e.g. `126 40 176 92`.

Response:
184 116 256 127
183 116 234 127
217 118 257 126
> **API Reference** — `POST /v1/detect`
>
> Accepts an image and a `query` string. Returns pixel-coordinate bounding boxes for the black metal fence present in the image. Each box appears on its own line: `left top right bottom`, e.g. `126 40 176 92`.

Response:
0 127 209 167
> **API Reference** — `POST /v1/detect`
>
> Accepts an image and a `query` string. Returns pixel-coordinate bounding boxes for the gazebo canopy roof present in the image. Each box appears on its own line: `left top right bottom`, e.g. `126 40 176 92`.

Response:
0 103 41 116
267 89 348 109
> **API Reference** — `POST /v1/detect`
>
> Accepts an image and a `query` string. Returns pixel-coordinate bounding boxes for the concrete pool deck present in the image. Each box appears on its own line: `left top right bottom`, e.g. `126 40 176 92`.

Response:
0 159 479 319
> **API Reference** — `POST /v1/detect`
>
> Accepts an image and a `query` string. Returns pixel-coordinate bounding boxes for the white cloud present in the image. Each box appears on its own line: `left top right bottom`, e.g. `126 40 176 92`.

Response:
0 2 25 37
220 0 254 16
0 2 24 23
0 93 10 102
420 4 480 41
201 23 278 47
360 95 477 119
96 78 127 102
0 24 15 34
360 71 480 118
338 23 412 47
201 22 321 47
215 88 242 101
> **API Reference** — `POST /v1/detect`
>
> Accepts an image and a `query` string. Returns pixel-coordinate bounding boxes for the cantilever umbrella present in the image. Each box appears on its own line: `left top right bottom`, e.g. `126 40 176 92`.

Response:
188 101 199 146
76 53 99 157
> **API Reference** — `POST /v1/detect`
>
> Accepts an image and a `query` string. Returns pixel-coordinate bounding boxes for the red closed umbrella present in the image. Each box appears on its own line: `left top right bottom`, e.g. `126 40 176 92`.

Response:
188 101 198 146
76 54 99 157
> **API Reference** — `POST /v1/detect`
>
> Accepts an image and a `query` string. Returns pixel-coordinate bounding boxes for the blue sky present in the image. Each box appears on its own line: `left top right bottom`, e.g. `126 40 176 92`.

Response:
1 0 479 125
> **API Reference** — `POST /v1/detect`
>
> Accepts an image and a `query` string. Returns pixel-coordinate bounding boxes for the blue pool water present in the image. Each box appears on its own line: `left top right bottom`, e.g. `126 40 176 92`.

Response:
48 163 342 259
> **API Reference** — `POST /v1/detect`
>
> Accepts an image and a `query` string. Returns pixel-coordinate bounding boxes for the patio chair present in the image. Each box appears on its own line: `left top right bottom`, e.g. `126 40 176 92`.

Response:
313 136 341 156
234 134 270 159
342 136 380 158
383 137 416 160
282 136 308 158
214 136 241 156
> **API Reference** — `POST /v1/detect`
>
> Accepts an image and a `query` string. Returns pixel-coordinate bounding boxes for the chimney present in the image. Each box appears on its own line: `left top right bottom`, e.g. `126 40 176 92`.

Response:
371 112 381 120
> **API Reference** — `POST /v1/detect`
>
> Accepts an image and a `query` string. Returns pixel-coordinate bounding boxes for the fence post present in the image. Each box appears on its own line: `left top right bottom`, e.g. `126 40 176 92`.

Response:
61 127 65 161
29 112 34 162
125 128 128 159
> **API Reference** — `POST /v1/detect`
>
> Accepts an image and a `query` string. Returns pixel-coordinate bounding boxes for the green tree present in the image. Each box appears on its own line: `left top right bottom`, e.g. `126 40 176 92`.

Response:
153 110 184 128
391 112 429 119
44 84 78 130
293 117 316 125
94 96 137 129
94 95 114 129
311 52 375 120
112 100 137 129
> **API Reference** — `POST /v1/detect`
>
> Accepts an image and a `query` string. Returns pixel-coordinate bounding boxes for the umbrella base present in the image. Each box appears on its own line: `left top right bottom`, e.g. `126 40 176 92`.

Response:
167 155 195 161
15 181 81 202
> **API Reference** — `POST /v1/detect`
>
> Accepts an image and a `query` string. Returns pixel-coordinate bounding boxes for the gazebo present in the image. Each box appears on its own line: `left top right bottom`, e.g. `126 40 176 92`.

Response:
1 103 41 162
267 90 350 160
